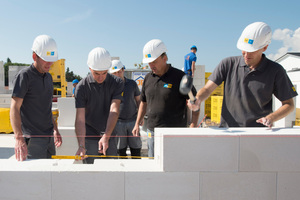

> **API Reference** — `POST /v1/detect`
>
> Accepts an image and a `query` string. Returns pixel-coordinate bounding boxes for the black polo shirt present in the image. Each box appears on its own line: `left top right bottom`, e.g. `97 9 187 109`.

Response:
75 73 124 138
209 54 298 127
141 64 196 131
12 64 54 136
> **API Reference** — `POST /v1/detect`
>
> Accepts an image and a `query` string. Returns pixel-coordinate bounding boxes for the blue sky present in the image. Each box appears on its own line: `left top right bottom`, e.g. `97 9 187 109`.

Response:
1 0 300 77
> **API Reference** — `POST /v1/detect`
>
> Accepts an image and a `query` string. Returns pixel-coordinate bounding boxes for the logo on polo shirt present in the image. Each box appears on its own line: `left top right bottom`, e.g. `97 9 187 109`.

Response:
244 38 254 45
47 51 55 56
163 84 172 88
145 54 151 58
292 86 296 92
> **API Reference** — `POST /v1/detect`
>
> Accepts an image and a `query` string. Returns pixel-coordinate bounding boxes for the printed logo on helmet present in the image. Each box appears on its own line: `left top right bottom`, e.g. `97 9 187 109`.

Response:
163 84 172 88
244 38 254 45
47 51 55 56
145 54 151 58
112 66 117 70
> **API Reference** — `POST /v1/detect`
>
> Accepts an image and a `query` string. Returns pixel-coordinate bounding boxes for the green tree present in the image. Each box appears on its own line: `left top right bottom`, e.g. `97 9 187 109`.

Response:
65 67 82 82
134 62 149 69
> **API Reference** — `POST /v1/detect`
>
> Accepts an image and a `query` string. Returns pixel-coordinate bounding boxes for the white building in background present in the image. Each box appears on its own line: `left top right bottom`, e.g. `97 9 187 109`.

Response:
274 52 300 127
276 52 300 72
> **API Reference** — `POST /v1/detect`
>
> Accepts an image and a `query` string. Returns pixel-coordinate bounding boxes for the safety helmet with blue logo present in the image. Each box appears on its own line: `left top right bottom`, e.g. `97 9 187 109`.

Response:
31 35 58 62
109 60 124 73
142 39 167 64
237 22 272 52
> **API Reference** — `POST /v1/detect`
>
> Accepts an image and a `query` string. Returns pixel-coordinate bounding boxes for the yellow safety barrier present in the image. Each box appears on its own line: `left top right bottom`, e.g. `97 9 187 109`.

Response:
0 108 13 134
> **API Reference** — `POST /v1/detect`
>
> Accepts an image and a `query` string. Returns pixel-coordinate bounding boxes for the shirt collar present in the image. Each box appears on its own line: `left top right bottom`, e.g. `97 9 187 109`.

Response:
254 54 268 72
238 54 268 72
30 64 46 77
151 64 172 78
86 73 108 84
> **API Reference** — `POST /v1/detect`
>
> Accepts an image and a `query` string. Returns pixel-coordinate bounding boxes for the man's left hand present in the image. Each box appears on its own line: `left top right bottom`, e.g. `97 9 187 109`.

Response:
53 129 62 147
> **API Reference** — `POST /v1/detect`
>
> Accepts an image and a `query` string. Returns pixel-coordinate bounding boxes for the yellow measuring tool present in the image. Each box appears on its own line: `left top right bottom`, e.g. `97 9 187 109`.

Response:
52 155 154 159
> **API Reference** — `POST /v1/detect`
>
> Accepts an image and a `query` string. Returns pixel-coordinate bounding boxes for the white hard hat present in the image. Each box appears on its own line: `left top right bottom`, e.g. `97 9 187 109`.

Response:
237 22 272 52
142 39 167 63
87 47 111 71
31 35 58 62
109 60 124 73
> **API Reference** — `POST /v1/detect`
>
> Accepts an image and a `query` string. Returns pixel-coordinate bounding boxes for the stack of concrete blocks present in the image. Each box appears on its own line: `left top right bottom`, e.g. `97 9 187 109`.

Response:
67 82 73 96
187 65 205 125
1 127 300 200
56 97 79 163
8 65 27 91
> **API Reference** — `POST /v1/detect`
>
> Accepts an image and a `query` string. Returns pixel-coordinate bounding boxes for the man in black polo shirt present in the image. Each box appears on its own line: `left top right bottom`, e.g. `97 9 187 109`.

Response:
189 22 298 128
10 35 62 161
75 47 124 164
132 39 199 157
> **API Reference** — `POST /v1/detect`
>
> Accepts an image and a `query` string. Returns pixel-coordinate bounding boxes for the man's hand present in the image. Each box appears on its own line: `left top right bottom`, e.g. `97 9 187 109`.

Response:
256 117 273 128
75 145 87 160
132 124 140 137
98 134 109 155
187 99 201 112
53 129 62 147
15 137 28 161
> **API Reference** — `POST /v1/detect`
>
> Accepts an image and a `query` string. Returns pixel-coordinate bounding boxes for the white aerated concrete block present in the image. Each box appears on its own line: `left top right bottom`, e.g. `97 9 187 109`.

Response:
52 172 125 200
157 128 239 172
56 127 78 157
277 173 300 200
0 171 52 200
57 97 76 127
240 135 300 172
125 172 200 200
200 172 276 200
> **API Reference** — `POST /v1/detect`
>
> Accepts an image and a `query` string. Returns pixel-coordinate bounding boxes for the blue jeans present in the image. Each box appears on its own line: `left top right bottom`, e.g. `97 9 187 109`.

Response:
185 70 192 76
147 129 154 158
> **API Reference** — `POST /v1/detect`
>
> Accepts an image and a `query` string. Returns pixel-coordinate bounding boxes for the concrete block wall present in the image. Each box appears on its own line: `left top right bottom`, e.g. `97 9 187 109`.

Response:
187 65 205 125
8 65 27 90
1 126 300 199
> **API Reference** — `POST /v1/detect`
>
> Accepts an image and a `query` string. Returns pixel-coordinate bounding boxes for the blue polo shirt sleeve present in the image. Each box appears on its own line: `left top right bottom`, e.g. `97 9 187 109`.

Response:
191 54 197 62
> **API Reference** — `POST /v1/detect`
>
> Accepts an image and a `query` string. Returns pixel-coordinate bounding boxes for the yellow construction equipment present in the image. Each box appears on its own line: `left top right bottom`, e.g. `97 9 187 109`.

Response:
49 59 67 97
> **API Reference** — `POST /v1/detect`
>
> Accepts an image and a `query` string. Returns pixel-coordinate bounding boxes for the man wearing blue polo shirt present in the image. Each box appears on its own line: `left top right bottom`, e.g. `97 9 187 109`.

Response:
184 45 197 77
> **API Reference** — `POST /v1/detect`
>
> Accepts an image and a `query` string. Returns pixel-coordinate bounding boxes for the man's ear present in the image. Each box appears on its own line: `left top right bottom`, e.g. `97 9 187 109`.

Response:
263 45 268 52
32 52 37 61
